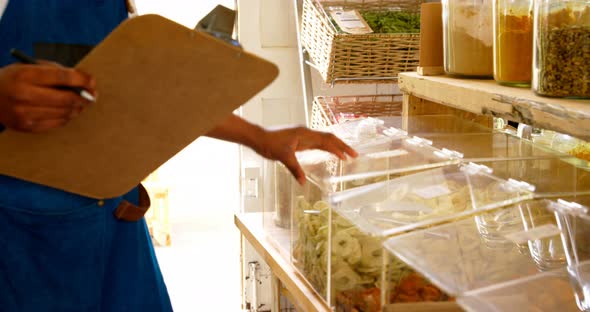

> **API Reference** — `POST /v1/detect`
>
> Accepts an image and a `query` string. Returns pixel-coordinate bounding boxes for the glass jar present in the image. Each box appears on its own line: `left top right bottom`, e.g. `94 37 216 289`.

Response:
493 0 534 87
442 0 494 77
532 0 590 97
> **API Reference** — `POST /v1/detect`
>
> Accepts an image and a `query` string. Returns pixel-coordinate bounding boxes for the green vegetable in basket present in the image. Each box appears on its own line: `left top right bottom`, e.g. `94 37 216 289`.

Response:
361 11 420 34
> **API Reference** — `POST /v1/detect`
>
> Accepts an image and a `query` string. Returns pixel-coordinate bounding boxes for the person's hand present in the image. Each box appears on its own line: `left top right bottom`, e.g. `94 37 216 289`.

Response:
255 126 358 185
0 63 96 132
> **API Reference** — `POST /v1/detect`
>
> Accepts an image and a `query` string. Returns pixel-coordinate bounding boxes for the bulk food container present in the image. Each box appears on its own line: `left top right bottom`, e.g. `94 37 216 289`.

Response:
457 266 586 312
532 0 590 97
310 94 492 134
267 122 412 244
266 122 410 243
316 162 534 311
530 130 590 167
326 115 491 142
427 132 570 161
383 198 590 311
442 0 494 77
493 0 534 86
476 157 590 198
276 134 463 309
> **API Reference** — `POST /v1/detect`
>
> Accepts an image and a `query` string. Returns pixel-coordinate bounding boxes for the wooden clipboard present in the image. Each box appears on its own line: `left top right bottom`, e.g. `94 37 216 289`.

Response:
0 14 278 199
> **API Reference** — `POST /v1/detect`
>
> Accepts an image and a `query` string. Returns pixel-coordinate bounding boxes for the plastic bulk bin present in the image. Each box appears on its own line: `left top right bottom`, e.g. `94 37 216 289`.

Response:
383 199 590 301
457 267 582 312
299 135 463 192
263 125 410 257
331 162 534 238
462 199 590 312
327 115 491 139
329 118 573 162
427 132 569 161
476 157 590 198
321 162 533 311
530 130 590 169
286 135 461 308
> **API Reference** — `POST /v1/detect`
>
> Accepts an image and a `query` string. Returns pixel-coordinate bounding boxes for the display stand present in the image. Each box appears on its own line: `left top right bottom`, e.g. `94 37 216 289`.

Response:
237 2 590 311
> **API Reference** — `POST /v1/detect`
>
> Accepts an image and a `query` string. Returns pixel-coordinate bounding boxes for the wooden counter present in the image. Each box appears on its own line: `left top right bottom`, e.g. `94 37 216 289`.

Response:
399 72 590 141
235 213 331 312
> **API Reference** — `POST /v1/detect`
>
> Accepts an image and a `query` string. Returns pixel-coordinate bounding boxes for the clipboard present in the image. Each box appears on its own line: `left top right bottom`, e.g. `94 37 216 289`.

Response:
0 14 279 199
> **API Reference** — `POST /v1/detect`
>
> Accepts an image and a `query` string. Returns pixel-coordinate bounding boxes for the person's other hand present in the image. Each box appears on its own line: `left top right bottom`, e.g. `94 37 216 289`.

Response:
0 63 96 132
255 127 358 185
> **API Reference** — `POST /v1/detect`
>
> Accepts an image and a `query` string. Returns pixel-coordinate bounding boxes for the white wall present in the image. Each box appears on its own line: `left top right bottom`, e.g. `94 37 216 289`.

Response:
135 0 235 28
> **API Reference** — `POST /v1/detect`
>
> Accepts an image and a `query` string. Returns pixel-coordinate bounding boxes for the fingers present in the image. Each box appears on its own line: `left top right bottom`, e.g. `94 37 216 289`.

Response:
282 153 307 186
15 64 96 92
9 105 81 132
333 135 358 158
12 118 70 133
24 85 91 108
286 127 358 160
7 116 78 133
313 132 358 160
15 105 82 120
3 86 87 132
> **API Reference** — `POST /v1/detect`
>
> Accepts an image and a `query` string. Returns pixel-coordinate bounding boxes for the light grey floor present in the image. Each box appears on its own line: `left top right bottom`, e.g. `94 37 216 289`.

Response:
154 137 242 312
156 219 241 311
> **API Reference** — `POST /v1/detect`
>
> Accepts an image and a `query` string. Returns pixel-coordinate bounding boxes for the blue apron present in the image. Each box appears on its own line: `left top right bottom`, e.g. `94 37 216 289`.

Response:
0 1 172 311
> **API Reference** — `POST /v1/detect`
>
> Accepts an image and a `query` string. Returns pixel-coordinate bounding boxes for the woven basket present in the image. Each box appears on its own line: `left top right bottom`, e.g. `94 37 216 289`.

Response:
301 0 422 84
310 94 403 129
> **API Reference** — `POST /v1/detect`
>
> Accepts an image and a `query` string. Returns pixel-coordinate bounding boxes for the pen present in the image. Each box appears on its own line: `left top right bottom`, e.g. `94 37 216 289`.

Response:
9 48 96 102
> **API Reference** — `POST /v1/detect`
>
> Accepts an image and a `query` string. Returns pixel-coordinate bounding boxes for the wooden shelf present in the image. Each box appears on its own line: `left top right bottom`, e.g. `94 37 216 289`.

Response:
235 213 331 312
399 72 590 141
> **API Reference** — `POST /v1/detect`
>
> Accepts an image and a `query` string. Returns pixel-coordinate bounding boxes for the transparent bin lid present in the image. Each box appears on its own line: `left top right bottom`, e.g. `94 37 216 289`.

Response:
322 117 409 152
383 199 590 297
427 132 570 161
457 267 583 312
477 157 590 198
297 135 462 193
328 115 491 138
329 162 535 238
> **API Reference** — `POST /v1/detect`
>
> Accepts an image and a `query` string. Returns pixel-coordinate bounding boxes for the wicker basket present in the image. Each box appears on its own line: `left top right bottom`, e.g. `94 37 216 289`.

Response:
301 0 422 84
310 94 403 129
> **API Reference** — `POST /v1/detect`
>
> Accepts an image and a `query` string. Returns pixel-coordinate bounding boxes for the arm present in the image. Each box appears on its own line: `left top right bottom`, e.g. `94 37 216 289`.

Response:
206 114 357 185
205 114 266 152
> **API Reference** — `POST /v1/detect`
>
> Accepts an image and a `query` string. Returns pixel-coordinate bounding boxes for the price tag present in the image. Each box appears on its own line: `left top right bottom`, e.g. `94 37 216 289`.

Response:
413 184 451 199
504 224 561 244
328 9 373 34
366 149 408 159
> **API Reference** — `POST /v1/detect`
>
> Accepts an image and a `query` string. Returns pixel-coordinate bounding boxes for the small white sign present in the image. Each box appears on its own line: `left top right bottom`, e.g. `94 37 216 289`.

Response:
504 224 561 244
413 184 451 199
329 9 373 34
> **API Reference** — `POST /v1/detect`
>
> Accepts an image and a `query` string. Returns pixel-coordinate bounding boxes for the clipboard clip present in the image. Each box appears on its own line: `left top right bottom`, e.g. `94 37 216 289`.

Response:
195 5 242 49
